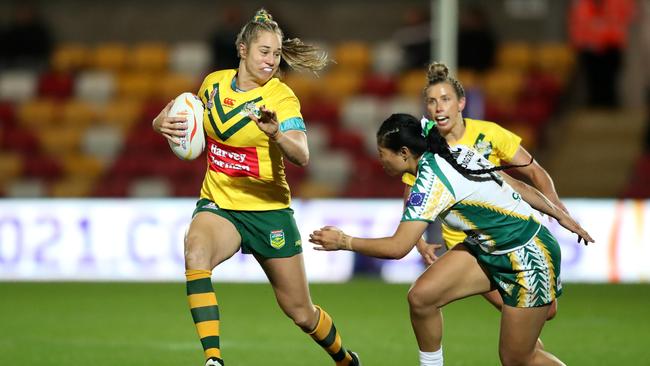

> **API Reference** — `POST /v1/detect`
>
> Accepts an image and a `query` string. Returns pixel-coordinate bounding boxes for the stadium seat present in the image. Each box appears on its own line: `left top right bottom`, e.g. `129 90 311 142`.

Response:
82 124 124 160
36 127 83 157
496 42 533 72
296 180 339 198
305 124 330 155
361 73 398 98
130 43 169 73
371 41 404 76
5 179 46 197
170 42 212 76
0 152 23 184
90 43 129 71
321 69 363 102
398 69 427 99
17 99 57 129
128 177 172 197
0 70 38 103
60 99 97 128
99 98 142 132
482 68 524 106
22 153 62 179
117 72 155 100
51 43 89 72
38 71 74 99
50 176 95 197
333 41 371 73
61 153 105 180
307 150 352 192
156 73 198 100
0 101 15 123
385 96 422 119
75 70 116 103
534 43 575 85
2 126 40 154
282 72 319 101
340 95 383 132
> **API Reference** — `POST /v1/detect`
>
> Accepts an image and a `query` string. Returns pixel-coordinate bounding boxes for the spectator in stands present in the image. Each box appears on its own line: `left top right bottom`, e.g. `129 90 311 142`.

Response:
393 7 431 70
569 0 635 108
0 2 53 69
153 8 360 366
457 5 497 73
209 6 243 70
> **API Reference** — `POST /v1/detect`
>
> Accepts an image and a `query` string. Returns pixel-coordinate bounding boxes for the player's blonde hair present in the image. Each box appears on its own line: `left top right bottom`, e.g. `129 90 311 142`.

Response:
425 61 465 99
235 8 329 73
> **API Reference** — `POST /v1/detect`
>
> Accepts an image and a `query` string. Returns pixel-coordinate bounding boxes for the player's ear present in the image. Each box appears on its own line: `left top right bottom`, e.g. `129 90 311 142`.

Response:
458 96 466 113
238 42 247 58
400 146 410 161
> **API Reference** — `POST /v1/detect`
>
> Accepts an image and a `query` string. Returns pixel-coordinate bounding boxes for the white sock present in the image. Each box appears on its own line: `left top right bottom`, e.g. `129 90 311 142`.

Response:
419 347 443 366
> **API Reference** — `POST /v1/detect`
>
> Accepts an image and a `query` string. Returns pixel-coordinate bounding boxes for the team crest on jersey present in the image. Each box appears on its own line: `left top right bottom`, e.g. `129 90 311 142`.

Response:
474 140 493 158
206 88 218 109
240 102 261 118
270 230 285 249
408 192 425 207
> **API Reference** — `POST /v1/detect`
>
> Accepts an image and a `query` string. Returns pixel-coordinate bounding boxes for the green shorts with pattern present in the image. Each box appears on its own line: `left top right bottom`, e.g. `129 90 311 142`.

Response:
192 198 303 259
466 226 563 308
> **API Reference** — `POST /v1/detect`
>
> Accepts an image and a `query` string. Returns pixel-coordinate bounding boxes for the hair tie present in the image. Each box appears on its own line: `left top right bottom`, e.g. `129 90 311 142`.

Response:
420 116 437 137
254 10 272 23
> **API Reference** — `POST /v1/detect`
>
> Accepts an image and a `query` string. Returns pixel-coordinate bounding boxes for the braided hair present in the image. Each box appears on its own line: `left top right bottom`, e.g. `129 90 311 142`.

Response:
377 114 531 176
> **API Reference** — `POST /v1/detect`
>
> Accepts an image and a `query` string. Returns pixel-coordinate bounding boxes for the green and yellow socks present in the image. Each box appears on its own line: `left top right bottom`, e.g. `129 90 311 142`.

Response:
308 305 358 366
186 269 223 366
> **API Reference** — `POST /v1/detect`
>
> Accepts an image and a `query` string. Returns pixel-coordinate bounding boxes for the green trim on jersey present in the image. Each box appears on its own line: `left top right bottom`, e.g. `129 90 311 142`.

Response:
203 85 263 141
454 201 540 252
421 153 455 197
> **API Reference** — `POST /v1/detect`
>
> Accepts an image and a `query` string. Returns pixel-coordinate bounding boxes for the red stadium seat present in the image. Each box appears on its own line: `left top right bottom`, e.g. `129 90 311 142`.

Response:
38 72 74 99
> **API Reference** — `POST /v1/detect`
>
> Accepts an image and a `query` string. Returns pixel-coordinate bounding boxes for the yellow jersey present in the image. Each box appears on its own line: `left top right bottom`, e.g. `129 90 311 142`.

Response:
198 69 305 211
402 118 522 247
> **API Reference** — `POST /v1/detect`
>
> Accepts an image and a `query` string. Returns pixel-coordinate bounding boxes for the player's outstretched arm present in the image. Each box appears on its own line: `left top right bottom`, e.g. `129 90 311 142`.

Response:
309 220 429 259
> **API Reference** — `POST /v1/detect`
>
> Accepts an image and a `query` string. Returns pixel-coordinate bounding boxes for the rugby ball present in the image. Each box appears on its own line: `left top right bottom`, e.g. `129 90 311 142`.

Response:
167 92 205 160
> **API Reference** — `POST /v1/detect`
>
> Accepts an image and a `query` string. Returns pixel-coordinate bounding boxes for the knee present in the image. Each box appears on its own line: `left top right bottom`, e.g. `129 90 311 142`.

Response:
407 283 440 314
286 305 318 331
184 233 212 269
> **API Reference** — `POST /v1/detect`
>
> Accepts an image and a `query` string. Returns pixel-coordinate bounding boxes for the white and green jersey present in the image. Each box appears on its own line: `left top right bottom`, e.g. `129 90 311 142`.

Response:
402 146 541 254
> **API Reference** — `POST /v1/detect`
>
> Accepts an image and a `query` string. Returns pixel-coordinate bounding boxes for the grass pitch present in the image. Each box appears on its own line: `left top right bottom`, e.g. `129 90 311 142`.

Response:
1 280 648 365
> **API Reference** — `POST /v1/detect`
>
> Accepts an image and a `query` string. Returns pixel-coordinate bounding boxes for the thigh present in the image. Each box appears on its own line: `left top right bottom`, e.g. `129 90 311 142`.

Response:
412 244 493 307
499 304 550 359
184 211 242 270
256 253 313 312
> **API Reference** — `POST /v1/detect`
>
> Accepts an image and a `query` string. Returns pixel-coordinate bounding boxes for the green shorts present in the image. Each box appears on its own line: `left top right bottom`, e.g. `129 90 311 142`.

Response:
466 226 563 308
193 198 303 258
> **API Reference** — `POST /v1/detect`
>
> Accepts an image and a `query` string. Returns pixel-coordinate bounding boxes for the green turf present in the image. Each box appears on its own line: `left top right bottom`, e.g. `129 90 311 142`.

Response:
0 280 648 365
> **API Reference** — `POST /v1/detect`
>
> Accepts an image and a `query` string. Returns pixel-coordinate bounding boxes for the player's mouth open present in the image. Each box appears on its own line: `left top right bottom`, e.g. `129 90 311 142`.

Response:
435 116 449 124
262 67 273 72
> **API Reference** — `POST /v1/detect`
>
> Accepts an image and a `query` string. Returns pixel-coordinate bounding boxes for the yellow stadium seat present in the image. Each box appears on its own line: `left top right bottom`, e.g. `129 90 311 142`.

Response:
156 73 198 100
321 69 363 103
534 43 576 85
506 123 537 151
333 41 371 73
37 126 83 157
496 42 533 72
398 69 427 99
0 153 23 183
117 72 155 100
61 153 105 179
91 43 129 71
51 44 89 72
482 68 524 104
130 43 169 72
50 176 95 197
18 99 58 128
100 98 142 131
456 69 481 90
282 71 319 101
60 100 97 128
